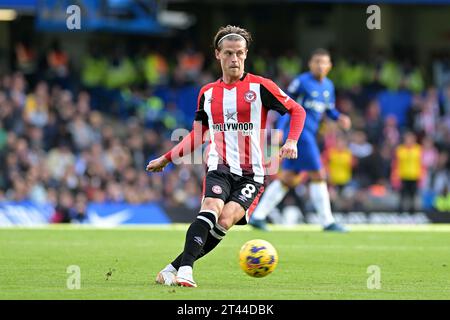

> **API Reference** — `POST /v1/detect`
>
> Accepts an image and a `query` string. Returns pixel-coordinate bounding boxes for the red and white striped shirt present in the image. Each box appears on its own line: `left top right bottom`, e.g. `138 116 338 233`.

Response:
165 72 306 184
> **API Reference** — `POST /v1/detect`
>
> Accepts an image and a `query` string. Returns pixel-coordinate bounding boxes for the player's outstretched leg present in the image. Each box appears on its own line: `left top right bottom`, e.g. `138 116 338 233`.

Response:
162 221 228 284
249 179 289 231
176 210 217 287
156 210 217 287
309 180 348 233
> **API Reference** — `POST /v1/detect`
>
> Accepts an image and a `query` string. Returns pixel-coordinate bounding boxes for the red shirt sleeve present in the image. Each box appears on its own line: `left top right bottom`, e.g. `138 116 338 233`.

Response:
164 85 212 162
164 121 208 162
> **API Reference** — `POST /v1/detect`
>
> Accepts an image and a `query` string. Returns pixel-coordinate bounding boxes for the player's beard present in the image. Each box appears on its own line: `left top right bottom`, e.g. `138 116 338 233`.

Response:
227 65 242 79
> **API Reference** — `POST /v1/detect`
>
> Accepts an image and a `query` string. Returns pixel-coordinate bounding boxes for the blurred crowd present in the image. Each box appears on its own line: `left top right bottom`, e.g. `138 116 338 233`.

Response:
1 40 449 224
0 71 204 223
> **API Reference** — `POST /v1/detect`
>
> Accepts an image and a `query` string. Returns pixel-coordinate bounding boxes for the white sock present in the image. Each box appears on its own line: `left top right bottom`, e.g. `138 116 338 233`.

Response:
252 179 289 220
163 264 177 274
178 266 193 279
309 181 335 227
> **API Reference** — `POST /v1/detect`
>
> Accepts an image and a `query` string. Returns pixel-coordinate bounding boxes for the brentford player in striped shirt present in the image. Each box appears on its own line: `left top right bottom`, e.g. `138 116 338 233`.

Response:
147 25 306 287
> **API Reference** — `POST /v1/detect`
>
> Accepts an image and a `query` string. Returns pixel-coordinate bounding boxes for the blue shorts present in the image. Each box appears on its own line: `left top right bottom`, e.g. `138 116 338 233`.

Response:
282 130 322 173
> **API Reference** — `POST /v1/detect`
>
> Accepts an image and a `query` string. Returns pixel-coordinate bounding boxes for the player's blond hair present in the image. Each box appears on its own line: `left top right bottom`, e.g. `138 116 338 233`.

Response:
213 25 252 50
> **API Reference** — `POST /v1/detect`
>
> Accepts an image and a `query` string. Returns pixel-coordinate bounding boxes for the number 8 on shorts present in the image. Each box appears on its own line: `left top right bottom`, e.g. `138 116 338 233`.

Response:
241 184 256 198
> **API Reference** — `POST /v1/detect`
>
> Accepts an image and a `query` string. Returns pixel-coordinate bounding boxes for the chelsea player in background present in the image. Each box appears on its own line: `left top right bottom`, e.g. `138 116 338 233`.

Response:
250 49 352 232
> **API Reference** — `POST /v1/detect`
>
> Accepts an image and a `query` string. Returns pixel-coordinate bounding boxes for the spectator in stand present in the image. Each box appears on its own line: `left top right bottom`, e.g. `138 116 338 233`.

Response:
51 189 75 223
81 46 108 89
394 132 423 213
414 87 440 137
422 148 448 211
69 115 96 152
0 94 23 134
175 41 204 85
15 41 37 86
10 72 27 110
403 61 424 94
26 165 47 204
24 81 50 128
72 192 88 223
364 99 384 145
46 41 70 89
421 136 439 182
434 186 450 213
141 47 169 87
46 143 76 181
379 58 402 91
105 48 137 90
382 115 400 149
349 130 373 188
323 134 354 195
251 48 276 79
104 48 137 118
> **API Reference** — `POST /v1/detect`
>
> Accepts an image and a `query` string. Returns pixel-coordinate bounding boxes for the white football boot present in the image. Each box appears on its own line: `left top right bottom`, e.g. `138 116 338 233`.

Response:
155 264 177 286
176 266 197 287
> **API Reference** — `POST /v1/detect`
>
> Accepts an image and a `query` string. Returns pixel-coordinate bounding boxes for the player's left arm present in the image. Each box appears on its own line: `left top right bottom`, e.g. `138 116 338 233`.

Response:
261 79 306 159
326 84 351 131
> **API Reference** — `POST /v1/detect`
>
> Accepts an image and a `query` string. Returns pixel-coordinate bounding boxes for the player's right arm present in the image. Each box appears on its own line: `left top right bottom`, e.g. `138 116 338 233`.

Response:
146 89 210 172
145 120 208 172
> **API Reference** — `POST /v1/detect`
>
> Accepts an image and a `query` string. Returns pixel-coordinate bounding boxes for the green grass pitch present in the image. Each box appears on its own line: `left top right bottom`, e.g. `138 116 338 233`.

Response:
1 224 450 300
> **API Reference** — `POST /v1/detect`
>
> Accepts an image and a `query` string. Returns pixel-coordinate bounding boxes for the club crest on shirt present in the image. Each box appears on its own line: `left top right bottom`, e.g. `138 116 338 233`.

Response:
244 90 257 103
